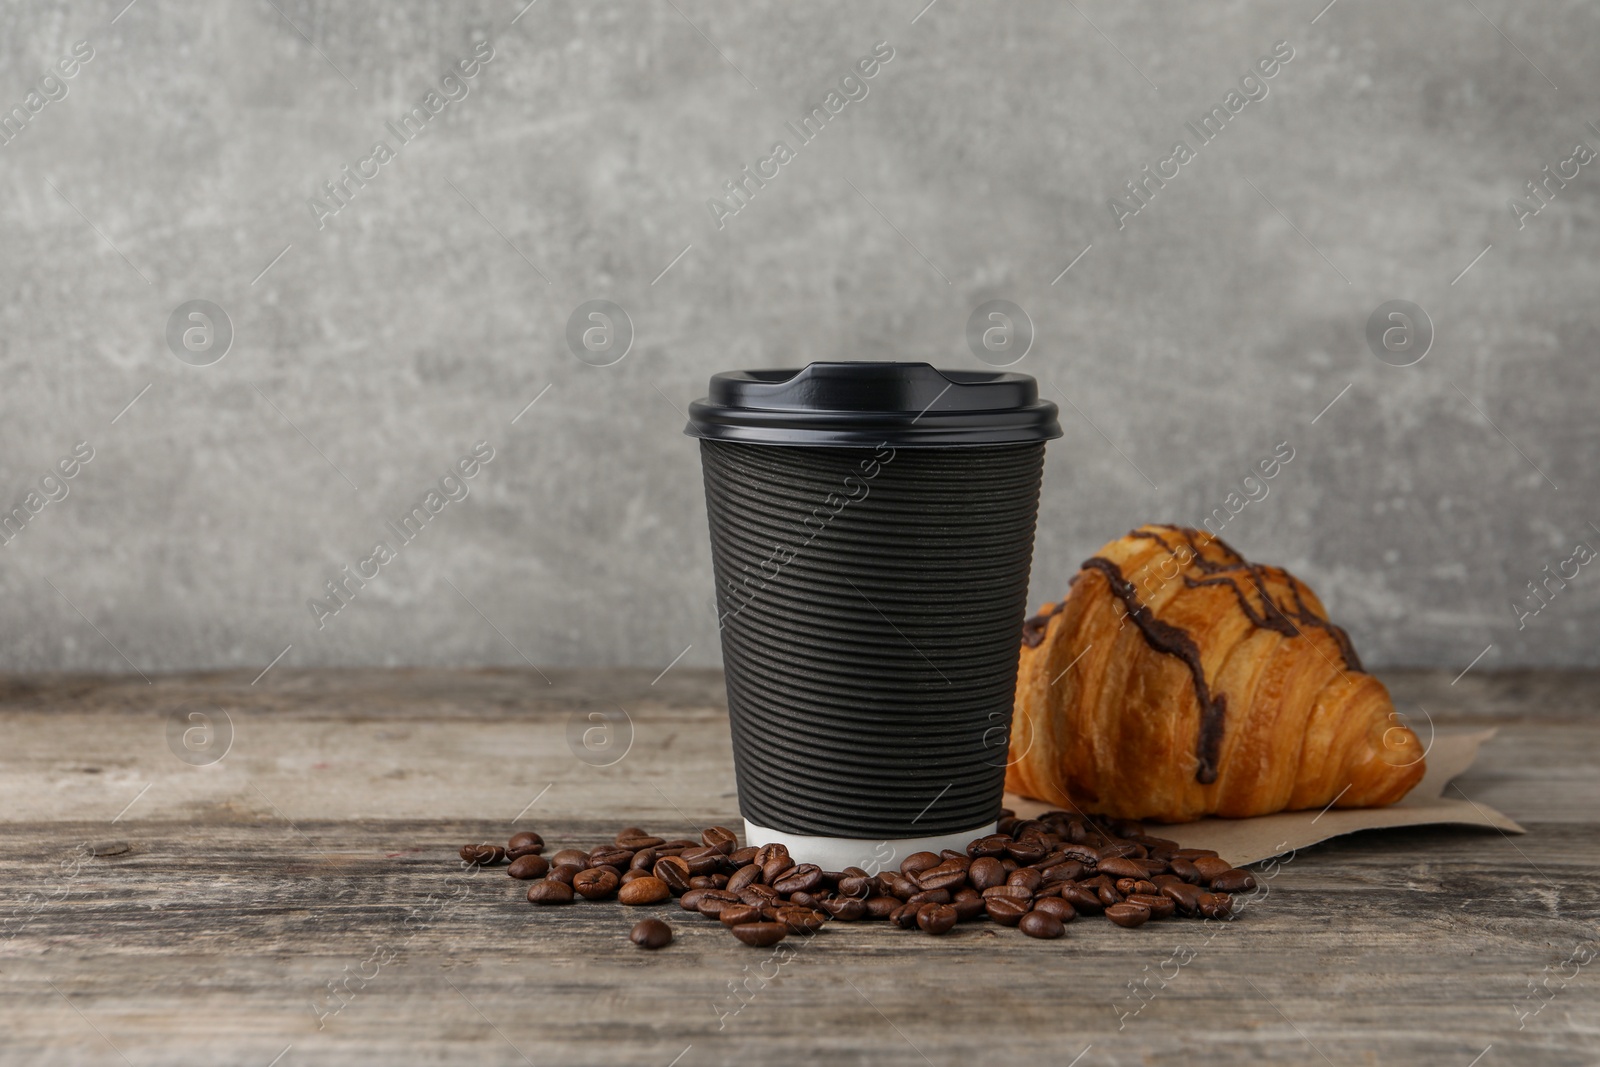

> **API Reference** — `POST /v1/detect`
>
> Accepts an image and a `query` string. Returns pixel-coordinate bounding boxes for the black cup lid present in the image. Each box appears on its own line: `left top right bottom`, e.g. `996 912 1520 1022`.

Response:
684 362 1062 448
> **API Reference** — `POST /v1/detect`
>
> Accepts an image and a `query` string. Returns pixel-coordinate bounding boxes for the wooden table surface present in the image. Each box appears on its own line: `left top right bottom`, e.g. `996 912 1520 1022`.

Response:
2 668 1597 1066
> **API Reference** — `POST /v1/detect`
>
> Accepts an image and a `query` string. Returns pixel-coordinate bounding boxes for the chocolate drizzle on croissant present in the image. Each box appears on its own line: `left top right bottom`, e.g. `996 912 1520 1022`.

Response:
1007 524 1424 822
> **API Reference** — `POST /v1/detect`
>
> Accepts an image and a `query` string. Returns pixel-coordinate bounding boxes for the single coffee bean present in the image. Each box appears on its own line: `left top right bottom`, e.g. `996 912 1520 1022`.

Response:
774 906 827 934
1033 895 1076 923
761 855 794 884
574 868 620 900
1187 856 1232 883
526 879 573 905
679 846 723 875
687 876 716 890
916 903 957 935
1114 877 1140 895
879 872 918 900
1100 842 1143 860
981 885 1032 902
618 876 671 905
1197 892 1234 920
1170 858 1203 884
822 897 867 921
966 834 1011 859
787 890 821 909
630 918 672 949
506 831 544 859
1127 892 1176 920
951 888 986 922
679 888 707 912
589 846 634 870
1160 882 1205 916
1059 883 1104 914
653 856 693 892
661 838 700 850
550 848 588 868
1106 901 1151 928
1172 847 1221 860
1019 909 1065 939
460 843 506 866
1097 857 1146 880
507 854 550 880
615 832 666 851
865 895 901 920
629 848 660 872
621 869 653 885
732 922 788 947
739 884 781 908
905 889 952 907
718 903 763 928
773 864 823 895
709 873 730 889
968 857 1007 892
725 864 762 893
1007 868 1042 893
547 864 581 887
916 861 969 892
985 896 1029 926
1005 840 1046 865
614 826 649 844
1131 879 1160 897
900 851 941 877
837 874 871 899
701 826 739 855
729 846 759 866
888 903 920 929
1209 868 1257 893
1060 844 1102 866
1096 881 1122 908
1036 857 1088 883
752 843 790 867
999 858 1020 873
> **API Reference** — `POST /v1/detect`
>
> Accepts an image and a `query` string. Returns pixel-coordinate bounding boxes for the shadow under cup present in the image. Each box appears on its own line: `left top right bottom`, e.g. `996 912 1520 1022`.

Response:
686 363 1061 871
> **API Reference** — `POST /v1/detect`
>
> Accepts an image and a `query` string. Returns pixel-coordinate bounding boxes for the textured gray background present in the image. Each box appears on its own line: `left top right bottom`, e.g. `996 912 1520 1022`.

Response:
1 0 1595 676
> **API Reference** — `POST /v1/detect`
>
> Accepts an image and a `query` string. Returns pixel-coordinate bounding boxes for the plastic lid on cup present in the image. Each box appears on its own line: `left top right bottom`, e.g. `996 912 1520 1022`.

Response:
683 362 1063 448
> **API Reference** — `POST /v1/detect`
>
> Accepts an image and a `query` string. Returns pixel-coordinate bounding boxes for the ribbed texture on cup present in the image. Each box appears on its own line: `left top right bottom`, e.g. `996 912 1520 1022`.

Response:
701 439 1045 838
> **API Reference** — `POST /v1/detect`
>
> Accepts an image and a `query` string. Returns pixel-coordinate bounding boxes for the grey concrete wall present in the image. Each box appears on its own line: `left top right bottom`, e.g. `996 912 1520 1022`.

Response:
1 0 1595 675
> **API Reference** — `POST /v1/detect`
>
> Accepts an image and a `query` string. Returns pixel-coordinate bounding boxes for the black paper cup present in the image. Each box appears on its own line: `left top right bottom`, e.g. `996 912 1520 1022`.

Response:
685 363 1060 871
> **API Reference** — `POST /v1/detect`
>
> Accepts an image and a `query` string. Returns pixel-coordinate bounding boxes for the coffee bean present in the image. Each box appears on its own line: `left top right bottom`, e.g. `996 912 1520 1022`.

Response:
620 869 653 885
687 875 716 889
916 903 957 935
966 834 1011 859
615 832 665 851
1106 901 1151 928
1005 840 1046 865
773 864 823 895
752 843 790 867
679 888 707 912
1019 909 1065 939
1006 868 1042 893
968 857 1007 892
1197 892 1233 920
878 872 917 900
526 879 573 904
985 896 1029 926
630 918 672 949
547 864 581 887
837 874 871 899
652 856 693 893
506 831 544 859
725 863 762 893
550 849 588 868
729 846 759 866
1039 860 1085 884
951 888 986 922
1170 857 1203 884
1209 868 1256 893
865 896 901 920
507 854 550 880
760 855 794 884
661 838 700 851
1127 892 1176 920
981 885 1032 902
900 851 941 877
718 903 763 928
460 843 505 865
629 848 660 872
618 876 670 905
1032 896 1076 924
888 903 920 929
739 884 781 908
1097 857 1146 880
1190 855 1233 881
774 906 826 934
1096 881 1123 908
589 846 634 870
1059 883 1104 914
732 922 788 947
787 890 821 909
905 888 952 907
573 868 620 900
822 897 866 921
915 861 969 892
1160 882 1205 917
701 826 739 855
1060 844 1102 866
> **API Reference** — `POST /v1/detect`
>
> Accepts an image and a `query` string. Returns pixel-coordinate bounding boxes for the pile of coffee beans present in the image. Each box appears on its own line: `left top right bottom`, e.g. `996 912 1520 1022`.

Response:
457 808 1256 949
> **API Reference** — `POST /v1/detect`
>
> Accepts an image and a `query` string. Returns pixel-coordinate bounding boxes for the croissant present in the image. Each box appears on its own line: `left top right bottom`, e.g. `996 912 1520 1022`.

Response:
1006 524 1425 822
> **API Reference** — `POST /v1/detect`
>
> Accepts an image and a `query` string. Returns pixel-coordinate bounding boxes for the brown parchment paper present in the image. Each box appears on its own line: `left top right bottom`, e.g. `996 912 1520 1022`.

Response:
1003 727 1522 866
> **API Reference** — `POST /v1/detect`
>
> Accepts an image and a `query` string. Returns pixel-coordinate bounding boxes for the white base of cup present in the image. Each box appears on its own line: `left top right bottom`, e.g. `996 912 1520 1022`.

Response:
743 819 997 873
